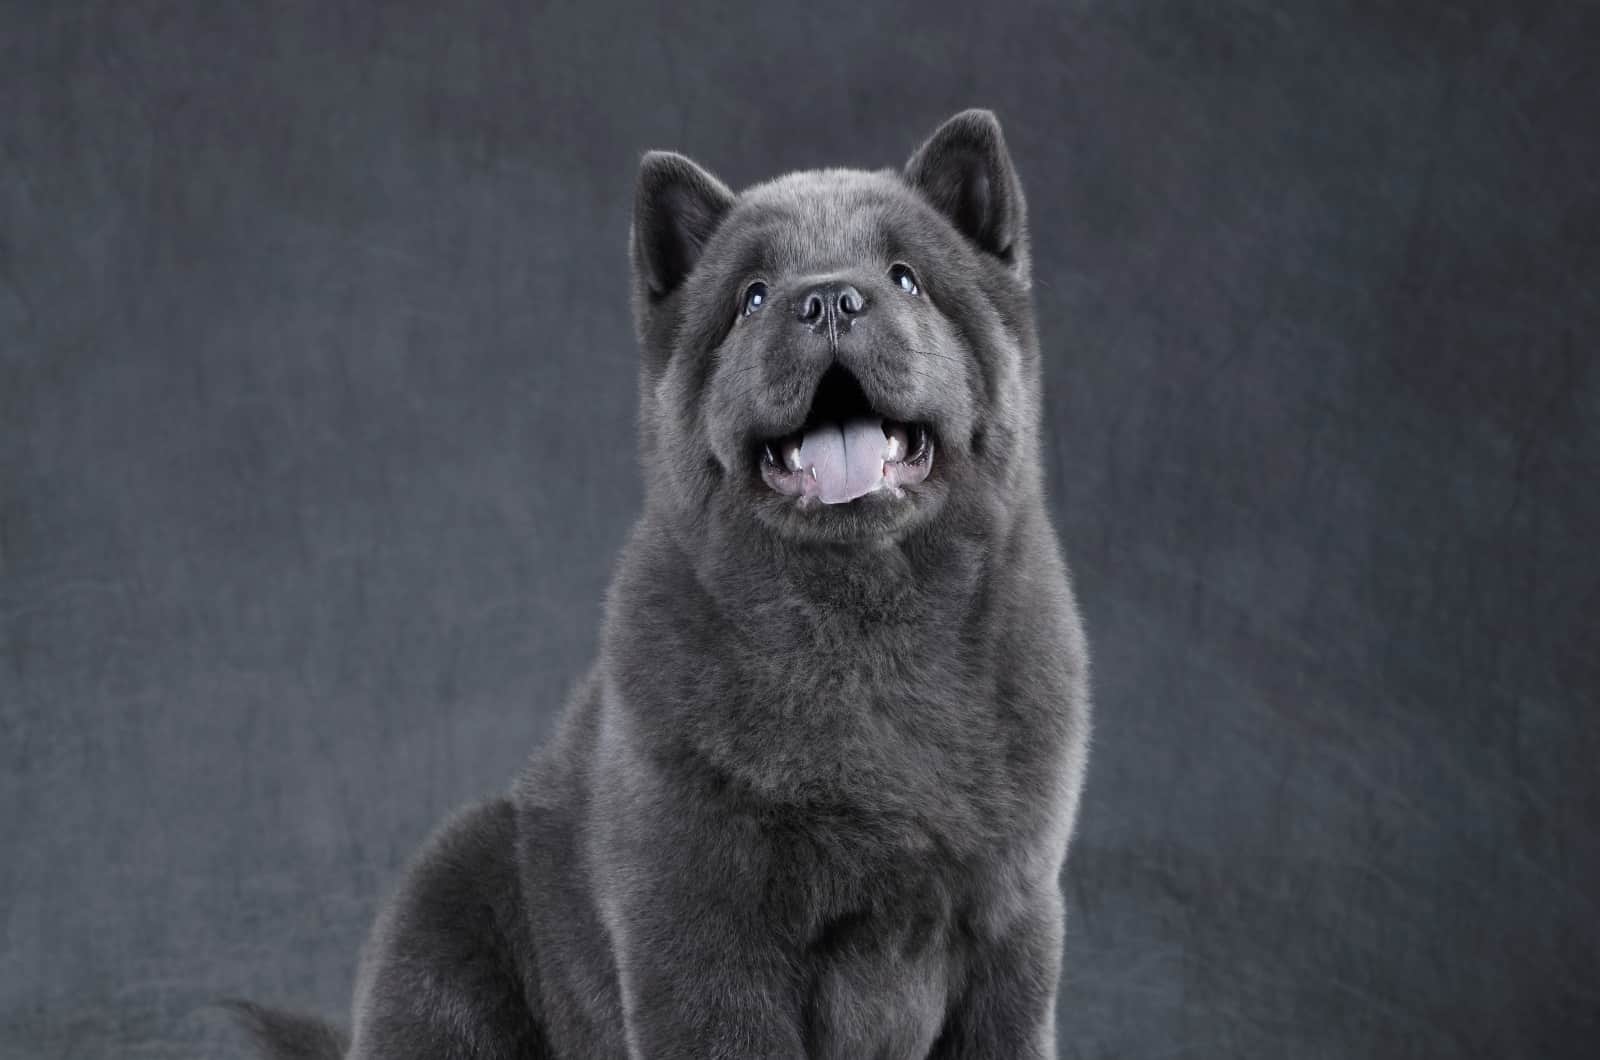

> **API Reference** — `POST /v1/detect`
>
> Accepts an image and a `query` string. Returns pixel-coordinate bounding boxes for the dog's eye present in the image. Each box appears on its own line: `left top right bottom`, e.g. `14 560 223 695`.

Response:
741 281 769 317
890 264 920 296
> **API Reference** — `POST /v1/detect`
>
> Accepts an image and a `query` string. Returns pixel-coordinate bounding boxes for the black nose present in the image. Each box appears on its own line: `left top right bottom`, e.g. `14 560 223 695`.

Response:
796 282 867 327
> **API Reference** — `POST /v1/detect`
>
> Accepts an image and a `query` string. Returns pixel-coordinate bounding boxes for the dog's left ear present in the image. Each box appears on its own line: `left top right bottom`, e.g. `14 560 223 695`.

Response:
631 150 736 299
905 109 1028 274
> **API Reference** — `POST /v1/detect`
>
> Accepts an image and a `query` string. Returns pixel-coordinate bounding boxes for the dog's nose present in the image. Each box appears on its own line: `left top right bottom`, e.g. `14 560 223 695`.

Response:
796 282 867 328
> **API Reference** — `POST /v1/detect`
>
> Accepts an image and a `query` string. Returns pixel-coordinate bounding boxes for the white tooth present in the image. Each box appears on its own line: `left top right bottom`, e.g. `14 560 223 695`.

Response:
883 424 909 463
786 446 803 472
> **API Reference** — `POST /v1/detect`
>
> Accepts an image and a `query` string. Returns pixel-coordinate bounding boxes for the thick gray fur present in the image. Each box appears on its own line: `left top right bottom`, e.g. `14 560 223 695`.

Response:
231 108 1091 1059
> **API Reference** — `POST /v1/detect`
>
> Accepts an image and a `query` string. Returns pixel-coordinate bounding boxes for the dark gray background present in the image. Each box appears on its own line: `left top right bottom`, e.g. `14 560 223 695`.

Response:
4 2 1598 1057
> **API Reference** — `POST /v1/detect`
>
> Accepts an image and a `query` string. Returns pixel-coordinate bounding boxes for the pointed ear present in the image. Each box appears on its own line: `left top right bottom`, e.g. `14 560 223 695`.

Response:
631 150 736 298
904 109 1028 271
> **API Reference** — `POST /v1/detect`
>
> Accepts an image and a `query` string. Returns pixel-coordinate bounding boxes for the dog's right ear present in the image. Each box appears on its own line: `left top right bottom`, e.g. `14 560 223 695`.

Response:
631 151 735 299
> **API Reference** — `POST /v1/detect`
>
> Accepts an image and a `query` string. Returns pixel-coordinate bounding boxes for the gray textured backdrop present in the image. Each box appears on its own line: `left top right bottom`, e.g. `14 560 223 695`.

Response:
3 2 1599 1057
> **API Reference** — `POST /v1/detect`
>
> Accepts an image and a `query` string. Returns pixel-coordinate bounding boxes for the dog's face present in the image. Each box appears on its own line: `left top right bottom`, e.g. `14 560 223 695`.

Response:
631 110 1037 547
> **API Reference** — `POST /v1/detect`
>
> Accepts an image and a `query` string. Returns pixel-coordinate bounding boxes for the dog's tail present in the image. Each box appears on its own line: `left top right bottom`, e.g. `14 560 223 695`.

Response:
217 998 349 1059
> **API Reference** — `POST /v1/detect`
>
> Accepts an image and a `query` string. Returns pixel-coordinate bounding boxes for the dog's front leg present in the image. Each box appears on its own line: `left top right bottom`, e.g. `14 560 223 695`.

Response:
932 893 1066 1060
604 881 805 1060
589 737 805 1059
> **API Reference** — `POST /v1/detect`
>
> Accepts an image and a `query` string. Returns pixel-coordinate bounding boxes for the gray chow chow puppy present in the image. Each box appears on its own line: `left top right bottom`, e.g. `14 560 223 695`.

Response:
230 109 1090 1059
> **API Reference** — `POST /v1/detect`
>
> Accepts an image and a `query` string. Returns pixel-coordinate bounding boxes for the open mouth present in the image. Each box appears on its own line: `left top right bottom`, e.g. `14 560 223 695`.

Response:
757 365 935 505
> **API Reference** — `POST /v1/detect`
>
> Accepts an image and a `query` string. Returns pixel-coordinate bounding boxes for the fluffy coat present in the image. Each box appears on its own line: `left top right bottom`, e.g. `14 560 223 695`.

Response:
233 108 1091 1060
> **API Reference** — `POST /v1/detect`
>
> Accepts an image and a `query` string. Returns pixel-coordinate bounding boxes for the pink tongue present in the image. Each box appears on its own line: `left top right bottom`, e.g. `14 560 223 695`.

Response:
798 417 890 504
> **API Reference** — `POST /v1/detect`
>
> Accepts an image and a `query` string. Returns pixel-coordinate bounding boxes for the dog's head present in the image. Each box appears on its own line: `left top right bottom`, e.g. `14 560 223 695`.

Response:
630 110 1040 547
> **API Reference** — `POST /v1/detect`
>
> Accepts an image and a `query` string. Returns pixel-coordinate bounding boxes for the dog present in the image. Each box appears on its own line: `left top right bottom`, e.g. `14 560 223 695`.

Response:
231 108 1091 1059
